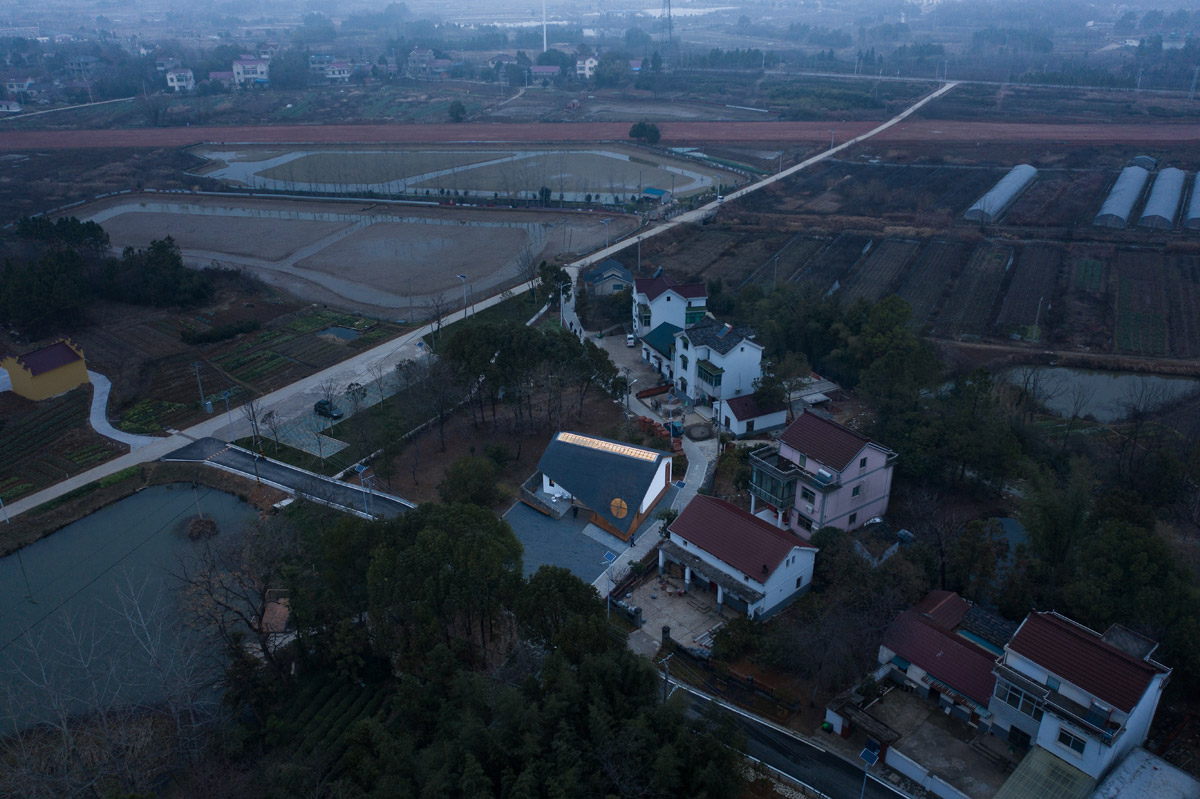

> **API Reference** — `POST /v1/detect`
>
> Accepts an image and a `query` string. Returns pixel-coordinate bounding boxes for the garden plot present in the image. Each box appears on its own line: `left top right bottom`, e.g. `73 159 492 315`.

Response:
995 245 1062 339
840 239 919 303
933 243 1012 337
897 241 970 328
1163 254 1200 358
792 233 874 295
1004 172 1109 227
191 145 739 202
1115 252 1169 356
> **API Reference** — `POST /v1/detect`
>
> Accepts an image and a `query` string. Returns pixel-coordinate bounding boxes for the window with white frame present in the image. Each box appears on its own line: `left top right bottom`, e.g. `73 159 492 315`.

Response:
996 681 1044 721
1057 729 1086 755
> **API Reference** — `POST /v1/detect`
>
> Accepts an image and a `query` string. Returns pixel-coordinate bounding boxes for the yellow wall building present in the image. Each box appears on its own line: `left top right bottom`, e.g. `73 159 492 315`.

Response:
1 339 90 401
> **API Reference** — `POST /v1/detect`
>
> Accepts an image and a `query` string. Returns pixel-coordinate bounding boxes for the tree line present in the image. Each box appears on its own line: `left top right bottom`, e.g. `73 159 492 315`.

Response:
0 217 220 338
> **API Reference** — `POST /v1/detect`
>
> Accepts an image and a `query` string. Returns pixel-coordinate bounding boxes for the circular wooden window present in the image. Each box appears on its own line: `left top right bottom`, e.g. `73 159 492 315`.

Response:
609 497 629 519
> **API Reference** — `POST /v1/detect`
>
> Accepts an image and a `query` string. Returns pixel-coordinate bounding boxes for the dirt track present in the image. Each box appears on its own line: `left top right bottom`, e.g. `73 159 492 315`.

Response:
3 119 1198 150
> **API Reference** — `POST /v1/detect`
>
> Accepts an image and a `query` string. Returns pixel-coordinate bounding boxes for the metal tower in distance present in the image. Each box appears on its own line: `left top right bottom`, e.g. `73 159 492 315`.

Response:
660 0 674 58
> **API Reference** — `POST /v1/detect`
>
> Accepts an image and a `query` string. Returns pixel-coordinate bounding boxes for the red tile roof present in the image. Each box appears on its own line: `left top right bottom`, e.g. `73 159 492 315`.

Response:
914 590 970 629
669 495 814 582
634 274 706 302
884 610 999 706
724 393 786 422
14 340 82 376
779 410 881 472
1008 612 1169 713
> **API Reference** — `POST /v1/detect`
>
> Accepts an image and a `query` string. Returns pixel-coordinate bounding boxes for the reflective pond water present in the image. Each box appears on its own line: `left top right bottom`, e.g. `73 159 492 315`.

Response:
1000 367 1200 423
0 484 257 731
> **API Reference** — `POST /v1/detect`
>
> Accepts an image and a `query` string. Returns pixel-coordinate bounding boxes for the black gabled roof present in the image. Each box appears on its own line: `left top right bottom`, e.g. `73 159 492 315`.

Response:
536 432 669 534
676 318 758 355
583 259 632 285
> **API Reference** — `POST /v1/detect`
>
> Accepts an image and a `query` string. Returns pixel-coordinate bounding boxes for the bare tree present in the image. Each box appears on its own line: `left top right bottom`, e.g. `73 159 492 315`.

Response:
317 378 341 421
261 410 282 454
1060 379 1097 453
239 395 263 450
515 244 539 301
428 291 450 348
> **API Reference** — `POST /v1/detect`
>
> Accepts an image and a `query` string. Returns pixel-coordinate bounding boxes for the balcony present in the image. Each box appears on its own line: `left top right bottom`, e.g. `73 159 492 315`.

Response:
697 359 723 389
748 446 800 509
993 662 1126 746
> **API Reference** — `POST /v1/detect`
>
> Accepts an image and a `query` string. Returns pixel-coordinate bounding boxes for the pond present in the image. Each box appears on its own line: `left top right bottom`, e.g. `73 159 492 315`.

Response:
319 325 361 341
0 484 257 732
999 367 1200 423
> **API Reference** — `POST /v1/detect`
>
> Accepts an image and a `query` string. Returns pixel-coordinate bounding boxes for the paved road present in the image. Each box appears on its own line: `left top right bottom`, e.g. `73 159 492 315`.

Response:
681 686 908 799
161 437 412 518
4 82 956 522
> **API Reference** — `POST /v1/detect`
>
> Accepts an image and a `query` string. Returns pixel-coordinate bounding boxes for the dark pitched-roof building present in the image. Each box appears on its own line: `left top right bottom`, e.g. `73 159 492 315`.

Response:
536 432 672 541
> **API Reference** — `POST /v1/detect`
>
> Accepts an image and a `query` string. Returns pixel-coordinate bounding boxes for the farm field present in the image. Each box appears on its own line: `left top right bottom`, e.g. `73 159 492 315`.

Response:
74 195 633 312
0 387 127 503
1115 251 1170 356
933 243 1012 337
1114 251 1200 358
1003 172 1110 227
794 233 875 295
995 245 1063 339
840 239 920 303
897 241 970 328
920 82 1200 124
190 144 742 202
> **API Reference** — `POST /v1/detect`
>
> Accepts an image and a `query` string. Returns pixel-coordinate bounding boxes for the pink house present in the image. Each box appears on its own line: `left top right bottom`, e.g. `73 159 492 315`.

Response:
748 410 896 536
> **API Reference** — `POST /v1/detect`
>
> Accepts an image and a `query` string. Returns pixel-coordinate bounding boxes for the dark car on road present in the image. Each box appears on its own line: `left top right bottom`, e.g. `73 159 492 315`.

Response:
314 399 344 419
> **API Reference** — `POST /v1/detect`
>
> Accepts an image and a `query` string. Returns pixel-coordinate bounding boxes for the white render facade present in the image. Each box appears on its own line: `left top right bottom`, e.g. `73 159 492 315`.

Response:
989 615 1171 781
166 69 194 92
632 286 706 337
659 529 815 618
672 325 763 404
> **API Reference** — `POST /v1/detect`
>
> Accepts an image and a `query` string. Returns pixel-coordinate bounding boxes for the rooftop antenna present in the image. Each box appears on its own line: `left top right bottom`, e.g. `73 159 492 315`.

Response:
542 0 547 53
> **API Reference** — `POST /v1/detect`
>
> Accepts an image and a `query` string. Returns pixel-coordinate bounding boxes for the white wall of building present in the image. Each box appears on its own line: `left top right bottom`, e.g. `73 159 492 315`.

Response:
673 336 762 403
639 459 671 513
668 530 814 616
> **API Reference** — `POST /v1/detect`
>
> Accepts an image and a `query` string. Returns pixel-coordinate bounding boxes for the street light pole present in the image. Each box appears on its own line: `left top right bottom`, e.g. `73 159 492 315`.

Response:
193 361 206 410
602 218 612 247
829 129 836 150
222 390 234 442
559 280 570 327
456 274 468 319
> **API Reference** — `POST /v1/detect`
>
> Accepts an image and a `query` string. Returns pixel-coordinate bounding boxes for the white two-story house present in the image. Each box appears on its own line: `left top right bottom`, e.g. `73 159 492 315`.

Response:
166 68 195 92
659 495 818 619
576 56 598 79
233 59 270 87
748 410 896 534
990 611 1171 782
672 319 763 409
632 273 706 338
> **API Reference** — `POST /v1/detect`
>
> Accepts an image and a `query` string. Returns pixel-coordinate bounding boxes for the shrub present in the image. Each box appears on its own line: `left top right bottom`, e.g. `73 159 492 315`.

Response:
437 456 499 506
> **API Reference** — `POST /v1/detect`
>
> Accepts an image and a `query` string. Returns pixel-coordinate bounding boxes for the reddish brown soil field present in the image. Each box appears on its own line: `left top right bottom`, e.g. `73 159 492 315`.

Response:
2 119 1198 150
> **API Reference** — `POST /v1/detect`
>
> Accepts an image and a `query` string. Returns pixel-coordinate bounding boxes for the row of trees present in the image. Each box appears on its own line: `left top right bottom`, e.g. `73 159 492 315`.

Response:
1 219 219 337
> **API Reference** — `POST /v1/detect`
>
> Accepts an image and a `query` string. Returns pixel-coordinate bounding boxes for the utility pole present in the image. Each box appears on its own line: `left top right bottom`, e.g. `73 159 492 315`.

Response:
602 218 613 247
829 129 836 150
193 361 206 410
1190 65 1199 100
221 390 234 442
457 274 468 319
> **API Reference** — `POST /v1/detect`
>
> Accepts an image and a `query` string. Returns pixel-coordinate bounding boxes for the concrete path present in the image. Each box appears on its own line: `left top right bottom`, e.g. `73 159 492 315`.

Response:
86 371 160 450
161 437 412 518
4 83 957 523
1 284 529 522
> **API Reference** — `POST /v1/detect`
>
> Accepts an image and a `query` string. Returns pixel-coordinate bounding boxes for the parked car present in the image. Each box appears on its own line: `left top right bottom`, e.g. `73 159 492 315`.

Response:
314 399 344 419
626 333 636 347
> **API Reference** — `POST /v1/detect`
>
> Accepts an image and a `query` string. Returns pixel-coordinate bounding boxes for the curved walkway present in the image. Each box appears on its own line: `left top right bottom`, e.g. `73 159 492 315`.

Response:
86 371 161 450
